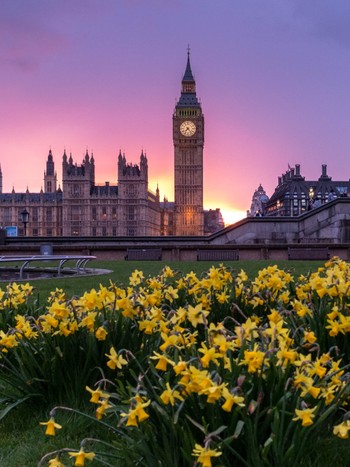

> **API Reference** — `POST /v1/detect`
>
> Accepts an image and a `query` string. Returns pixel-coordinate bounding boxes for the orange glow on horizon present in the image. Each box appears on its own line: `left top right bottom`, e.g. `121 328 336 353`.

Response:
219 208 246 226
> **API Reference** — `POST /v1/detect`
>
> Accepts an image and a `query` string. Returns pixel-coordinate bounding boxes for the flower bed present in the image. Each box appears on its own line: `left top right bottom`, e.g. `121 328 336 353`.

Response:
1 259 350 466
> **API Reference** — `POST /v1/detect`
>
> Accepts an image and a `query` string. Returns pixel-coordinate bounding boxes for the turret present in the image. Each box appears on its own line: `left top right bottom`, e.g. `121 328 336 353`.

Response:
44 149 57 193
118 151 148 183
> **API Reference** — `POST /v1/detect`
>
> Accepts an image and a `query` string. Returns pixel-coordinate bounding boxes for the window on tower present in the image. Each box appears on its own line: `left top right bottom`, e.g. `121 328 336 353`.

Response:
71 206 81 221
183 84 194 92
32 208 38 222
127 206 135 220
3 208 10 223
46 208 53 223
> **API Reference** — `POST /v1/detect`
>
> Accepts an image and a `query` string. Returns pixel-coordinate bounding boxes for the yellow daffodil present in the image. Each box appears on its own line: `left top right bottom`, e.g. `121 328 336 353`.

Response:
138 317 159 334
68 448 95 466
116 296 136 318
159 332 183 352
150 351 174 371
105 347 127 370
80 288 104 310
267 309 283 324
48 456 66 467
187 303 209 327
86 385 110 404
192 443 222 467
160 382 184 406
215 289 230 304
0 331 18 351
292 406 317 426
162 265 174 277
276 343 298 367
121 395 151 427
165 285 179 302
200 382 225 403
95 326 108 340
40 417 62 436
79 311 97 331
198 343 222 368
211 333 235 354
320 384 337 405
309 359 327 378
304 330 317 344
48 300 71 319
240 345 265 373
333 420 350 439
221 387 245 412
129 269 144 286
96 399 113 420
173 360 188 375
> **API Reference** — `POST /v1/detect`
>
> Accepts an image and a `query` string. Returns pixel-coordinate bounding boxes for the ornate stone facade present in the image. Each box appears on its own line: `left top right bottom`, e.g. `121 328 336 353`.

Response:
0 149 160 237
247 164 350 217
173 50 204 235
247 184 269 217
0 52 223 237
253 164 350 217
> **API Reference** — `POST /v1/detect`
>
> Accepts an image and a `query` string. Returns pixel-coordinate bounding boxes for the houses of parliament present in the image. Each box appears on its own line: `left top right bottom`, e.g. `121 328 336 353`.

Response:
0 53 224 238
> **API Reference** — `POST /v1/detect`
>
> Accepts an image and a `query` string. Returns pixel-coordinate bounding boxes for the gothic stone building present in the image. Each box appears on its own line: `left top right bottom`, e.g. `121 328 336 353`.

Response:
0 52 223 237
0 149 160 237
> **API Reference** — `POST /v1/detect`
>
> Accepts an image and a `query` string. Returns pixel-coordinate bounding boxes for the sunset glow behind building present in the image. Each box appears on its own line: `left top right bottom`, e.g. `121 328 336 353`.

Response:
2 1 350 226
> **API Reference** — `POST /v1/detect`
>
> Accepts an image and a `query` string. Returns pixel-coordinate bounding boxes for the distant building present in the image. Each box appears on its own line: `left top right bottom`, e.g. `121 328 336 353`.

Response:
204 209 225 234
0 52 224 237
160 199 175 236
249 164 350 217
247 184 269 217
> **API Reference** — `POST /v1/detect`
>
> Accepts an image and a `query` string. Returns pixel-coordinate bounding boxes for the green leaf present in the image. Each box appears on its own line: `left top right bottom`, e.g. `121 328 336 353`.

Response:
174 399 185 424
208 424 227 438
233 420 244 438
0 395 33 421
185 414 206 433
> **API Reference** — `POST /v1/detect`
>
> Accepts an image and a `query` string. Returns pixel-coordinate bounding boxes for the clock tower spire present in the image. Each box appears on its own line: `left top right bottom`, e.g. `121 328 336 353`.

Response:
173 49 204 235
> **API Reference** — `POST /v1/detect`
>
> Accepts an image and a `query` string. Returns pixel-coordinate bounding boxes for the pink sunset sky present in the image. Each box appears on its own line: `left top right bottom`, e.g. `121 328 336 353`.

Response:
2 0 350 225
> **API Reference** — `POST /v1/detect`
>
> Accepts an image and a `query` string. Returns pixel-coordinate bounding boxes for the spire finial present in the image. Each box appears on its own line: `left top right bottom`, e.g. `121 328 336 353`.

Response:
182 46 195 82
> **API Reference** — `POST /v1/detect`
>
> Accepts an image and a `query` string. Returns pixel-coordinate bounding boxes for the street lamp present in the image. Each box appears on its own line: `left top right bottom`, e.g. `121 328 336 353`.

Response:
276 200 281 216
308 187 314 210
20 209 30 236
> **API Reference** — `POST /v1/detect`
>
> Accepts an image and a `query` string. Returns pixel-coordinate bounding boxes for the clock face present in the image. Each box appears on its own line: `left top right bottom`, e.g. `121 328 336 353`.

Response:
180 120 196 137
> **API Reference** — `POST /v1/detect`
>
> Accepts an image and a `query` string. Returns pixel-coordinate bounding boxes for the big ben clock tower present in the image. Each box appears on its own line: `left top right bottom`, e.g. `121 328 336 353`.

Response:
173 49 204 236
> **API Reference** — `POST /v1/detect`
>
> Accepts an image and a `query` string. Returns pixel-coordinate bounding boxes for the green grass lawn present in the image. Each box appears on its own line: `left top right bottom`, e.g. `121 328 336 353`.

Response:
0 259 326 304
0 259 336 467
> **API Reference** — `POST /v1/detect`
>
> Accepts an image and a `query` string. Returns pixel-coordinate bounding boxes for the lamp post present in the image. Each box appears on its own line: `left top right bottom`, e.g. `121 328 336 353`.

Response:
276 200 281 216
308 187 314 211
20 208 30 236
